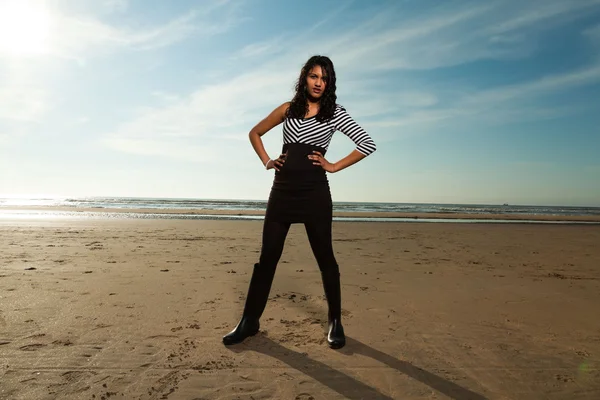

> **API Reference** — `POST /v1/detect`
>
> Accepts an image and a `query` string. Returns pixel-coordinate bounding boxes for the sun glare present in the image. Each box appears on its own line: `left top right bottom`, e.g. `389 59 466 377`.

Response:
0 0 52 56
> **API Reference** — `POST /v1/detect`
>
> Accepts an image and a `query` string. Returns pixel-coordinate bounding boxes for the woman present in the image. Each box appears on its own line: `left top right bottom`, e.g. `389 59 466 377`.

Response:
223 55 376 349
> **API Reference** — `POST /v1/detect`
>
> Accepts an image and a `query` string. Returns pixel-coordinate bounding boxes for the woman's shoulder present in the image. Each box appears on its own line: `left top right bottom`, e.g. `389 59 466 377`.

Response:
280 101 291 112
334 103 347 116
277 101 291 121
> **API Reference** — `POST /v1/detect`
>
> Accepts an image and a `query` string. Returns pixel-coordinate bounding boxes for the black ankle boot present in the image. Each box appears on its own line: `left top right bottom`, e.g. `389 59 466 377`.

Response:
321 269 346 349
222 316 260 345
223 263 275 346
327 316 346 349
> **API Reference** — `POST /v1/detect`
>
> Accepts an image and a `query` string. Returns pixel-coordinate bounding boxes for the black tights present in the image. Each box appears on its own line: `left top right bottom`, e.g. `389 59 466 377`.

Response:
258 218 339 276
242 218 341 321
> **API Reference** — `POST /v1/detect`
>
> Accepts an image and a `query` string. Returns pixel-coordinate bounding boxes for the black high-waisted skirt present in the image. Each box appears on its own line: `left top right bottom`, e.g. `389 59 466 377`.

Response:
264 143 332 223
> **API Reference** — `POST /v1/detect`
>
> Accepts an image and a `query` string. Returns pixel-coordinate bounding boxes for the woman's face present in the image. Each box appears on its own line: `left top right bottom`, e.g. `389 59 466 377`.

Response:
305 65 327 99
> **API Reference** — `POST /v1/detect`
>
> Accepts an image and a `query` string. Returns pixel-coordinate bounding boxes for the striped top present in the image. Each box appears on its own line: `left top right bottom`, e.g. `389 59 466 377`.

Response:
282 104 376 156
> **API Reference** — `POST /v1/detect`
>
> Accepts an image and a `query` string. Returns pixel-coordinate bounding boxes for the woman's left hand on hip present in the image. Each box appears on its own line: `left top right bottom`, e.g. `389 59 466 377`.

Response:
308 151 336 173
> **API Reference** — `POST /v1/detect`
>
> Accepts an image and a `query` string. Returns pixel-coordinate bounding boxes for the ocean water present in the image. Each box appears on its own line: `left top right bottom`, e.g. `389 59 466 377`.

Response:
1 196 599 224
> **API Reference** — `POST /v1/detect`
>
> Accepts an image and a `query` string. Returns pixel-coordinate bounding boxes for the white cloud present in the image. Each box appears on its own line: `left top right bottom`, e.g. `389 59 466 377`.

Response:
0 62 48 122
26 1 241 62
0 0 242 149
304 0 600 71
102 0 128 13
103 0 600 161
234 36 287 59
52 11 202 57
464 64 600 105
0 86 47 122
585 23 600 37
484 0 600 35
368 63 600 130
229 0 353 61
333 4 494 66
70 116 90 126
106 138 220 163
51 0 130 15
101 68 298 161
151 91 181 104
584 23 600 51
339 90 439 120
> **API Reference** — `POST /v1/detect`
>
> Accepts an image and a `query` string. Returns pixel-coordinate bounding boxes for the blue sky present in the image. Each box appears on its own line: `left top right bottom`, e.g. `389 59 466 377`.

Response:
1 0 599 206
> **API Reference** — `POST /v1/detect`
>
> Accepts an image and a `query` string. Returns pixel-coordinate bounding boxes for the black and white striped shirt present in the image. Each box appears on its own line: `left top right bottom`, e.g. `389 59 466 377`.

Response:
282 104 376 156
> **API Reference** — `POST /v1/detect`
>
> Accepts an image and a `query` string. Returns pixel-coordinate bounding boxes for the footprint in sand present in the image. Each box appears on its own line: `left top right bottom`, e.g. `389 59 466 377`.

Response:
295 393 316 400
86 242 104 251
193 358 236 372
555 374 575 383
19 343 46 351
147 335 178 339
61 370 96 382
52 339 74 346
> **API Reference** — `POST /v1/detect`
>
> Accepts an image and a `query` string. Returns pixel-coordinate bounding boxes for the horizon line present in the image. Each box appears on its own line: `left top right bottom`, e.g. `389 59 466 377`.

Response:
0 195 598 209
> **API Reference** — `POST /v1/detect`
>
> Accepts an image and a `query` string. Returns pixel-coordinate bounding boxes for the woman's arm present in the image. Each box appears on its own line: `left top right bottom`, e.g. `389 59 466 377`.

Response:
334 106 377 158
309 106 376 173
249 102 289 168
332 150 366 172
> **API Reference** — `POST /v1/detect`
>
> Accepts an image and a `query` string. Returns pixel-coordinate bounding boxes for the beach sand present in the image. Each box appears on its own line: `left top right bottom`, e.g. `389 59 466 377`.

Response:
1 217 599 399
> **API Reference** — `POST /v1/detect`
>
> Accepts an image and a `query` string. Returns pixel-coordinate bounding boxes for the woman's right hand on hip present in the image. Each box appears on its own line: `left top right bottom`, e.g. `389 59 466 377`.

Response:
269 152 286 171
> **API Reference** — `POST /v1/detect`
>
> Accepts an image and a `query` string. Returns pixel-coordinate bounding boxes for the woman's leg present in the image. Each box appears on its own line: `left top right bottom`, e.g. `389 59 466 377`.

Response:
304 219 338 273
304 219 345 349
249 219 291 318
223 218 291 345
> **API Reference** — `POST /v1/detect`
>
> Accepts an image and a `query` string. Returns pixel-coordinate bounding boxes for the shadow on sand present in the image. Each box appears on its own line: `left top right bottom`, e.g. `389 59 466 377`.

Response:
226 334 487 400
225 267 487 399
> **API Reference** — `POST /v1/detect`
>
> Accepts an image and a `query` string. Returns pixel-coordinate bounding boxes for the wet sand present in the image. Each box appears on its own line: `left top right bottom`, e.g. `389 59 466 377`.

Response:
3 205 600 222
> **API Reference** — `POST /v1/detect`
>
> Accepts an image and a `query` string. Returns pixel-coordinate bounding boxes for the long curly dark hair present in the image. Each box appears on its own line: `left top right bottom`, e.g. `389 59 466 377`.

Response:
286 55 337 123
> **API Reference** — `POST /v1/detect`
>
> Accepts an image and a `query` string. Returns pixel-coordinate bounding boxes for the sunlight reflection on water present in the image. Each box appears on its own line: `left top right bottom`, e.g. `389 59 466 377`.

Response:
0 210 598 224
